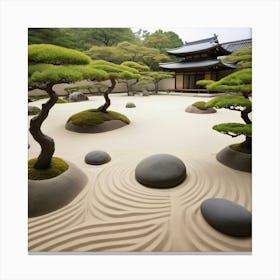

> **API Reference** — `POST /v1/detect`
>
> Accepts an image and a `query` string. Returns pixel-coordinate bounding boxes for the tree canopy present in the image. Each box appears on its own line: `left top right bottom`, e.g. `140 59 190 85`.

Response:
143 29 183 53
29 44 106 170
28 45 109 90
28 28 139 50
86 41 171 70
205 95 252 110
223 46 252 69
206 68 252 94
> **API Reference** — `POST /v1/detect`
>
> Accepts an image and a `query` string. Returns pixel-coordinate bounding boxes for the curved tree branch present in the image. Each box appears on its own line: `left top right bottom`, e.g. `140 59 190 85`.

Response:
97 78 116 112
29 84 58 169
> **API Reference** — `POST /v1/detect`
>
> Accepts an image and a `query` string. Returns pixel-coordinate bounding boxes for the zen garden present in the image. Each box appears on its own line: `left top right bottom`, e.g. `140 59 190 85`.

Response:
28 28 252 252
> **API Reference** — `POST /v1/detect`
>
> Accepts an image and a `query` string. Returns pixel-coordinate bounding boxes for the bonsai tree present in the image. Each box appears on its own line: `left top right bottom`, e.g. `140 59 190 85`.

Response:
206 95 252 153
206 68 252 98
137 71 174 94
65 60 143 133
90 60 141 112
119 61 149 95
28 44 108 170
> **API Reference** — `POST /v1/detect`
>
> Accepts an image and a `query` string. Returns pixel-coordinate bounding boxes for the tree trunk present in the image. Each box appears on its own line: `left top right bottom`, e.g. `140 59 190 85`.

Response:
240 136 252 152
241 106 252 124
97 78 116 112
29 85 58 169
154 81 158 94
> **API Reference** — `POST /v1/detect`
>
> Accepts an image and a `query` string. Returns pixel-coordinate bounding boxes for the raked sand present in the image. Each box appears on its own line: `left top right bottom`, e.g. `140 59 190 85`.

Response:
28 93 251 252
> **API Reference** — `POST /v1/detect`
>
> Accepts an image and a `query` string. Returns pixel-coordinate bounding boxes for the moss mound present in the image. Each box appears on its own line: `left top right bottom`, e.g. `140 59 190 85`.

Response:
192 101 207 110
230 143 251 154
68 109 130 126
28 157 69 180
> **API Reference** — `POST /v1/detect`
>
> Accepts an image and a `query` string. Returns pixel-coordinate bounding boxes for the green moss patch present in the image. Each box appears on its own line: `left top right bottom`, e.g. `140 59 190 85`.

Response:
56 97 67 103
28 157 69 180
192 101 207 110
68 109 130 126
230 143 251 154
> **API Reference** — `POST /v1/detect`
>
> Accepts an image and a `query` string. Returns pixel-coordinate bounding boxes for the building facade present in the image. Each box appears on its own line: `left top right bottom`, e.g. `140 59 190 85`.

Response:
159 34 252 92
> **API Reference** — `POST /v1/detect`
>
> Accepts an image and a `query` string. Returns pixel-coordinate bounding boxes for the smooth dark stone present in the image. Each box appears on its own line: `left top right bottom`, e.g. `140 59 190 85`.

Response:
85 150 111 165
135 154 187 188
126 102 136 108
68 92 89 102
200 198 252 237
216 146 251 172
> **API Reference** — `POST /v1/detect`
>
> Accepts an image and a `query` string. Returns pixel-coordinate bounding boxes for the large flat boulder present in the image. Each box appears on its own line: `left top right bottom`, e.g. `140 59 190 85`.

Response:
200 198 252 237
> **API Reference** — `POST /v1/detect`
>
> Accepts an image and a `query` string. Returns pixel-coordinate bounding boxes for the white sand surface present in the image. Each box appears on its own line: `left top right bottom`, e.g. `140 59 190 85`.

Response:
28 93 251 252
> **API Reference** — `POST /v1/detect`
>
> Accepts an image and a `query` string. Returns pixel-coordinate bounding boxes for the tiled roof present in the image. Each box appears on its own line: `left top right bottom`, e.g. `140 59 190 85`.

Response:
166 35 252 55
159 59 236 70
221 38 252 52
166 35 222 55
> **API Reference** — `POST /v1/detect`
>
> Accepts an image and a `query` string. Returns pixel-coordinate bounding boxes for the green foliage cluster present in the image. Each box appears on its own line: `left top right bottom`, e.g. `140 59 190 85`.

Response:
143 29 183 52
205 94 252 109
206 69 252 93
213 123 252 136
223 46 252 69
192 101 207 110
29 64 108 87
68 109 130 126
86 42 171 70
120 61 150 72
28 157 69 180
90 60 141 80
196 80 214 87
28 44 90 65
65 83 108 94
28 28 139 50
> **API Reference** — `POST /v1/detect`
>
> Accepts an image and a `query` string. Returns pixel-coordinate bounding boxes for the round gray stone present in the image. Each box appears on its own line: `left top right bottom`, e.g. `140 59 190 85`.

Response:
126 102 136 108
28 105 41 115
68 92 89 102
185 105 216 114
200 198 252 237
135 154 187 188
85 150 111 165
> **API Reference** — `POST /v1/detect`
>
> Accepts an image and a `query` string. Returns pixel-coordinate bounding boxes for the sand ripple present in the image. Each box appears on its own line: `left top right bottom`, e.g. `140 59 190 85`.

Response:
28 155 251 252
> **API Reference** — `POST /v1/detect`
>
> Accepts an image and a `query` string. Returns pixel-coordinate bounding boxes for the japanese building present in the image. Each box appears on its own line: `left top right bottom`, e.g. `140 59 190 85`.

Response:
159 34 252 92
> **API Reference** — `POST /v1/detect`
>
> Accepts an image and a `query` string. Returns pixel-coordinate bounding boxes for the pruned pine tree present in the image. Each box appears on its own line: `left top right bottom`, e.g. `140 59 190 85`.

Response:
90 60 141 112
206 95 252 152
28 44 108 169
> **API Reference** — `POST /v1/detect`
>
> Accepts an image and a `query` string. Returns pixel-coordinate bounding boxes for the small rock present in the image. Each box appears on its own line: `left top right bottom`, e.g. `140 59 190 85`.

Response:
28 106 41 115
68 92 89 102
185 105 216 114
85 150 111 165
200 198 252 237
126 102 136 108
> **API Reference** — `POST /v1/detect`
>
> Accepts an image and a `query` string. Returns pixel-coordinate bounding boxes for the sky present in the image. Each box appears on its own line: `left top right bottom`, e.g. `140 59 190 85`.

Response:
132 27 252 44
